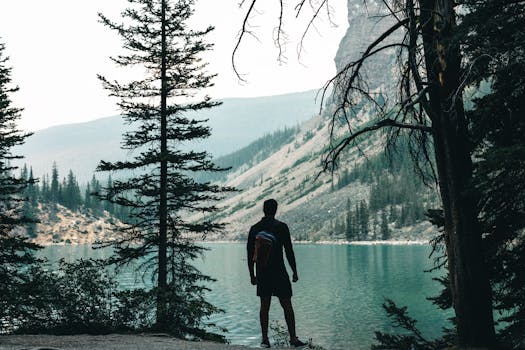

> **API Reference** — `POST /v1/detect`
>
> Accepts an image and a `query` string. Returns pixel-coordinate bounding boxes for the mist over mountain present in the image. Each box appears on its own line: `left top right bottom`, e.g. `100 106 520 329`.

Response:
190 0 437 242
21 0 436 245
18 89 321 183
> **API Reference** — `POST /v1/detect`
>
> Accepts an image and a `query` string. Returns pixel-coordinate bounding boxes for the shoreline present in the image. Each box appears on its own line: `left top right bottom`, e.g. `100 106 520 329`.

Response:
35 239 431 247
203 239 430 245
0 334 253 350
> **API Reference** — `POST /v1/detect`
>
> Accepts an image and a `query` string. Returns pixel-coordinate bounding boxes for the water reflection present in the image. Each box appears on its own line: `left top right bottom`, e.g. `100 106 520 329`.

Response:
39 243 451 350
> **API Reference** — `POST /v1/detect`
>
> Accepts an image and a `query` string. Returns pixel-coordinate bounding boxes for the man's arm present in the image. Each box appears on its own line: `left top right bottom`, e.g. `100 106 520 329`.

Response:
283 224 298 282
247 228 257 285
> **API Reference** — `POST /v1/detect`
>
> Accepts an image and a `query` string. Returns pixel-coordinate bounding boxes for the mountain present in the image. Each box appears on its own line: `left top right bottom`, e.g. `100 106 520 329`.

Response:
195 112 437 242
30 204 119 246
190 1 437 242
25 0 437 244
17 89 321 183
334 0 403 93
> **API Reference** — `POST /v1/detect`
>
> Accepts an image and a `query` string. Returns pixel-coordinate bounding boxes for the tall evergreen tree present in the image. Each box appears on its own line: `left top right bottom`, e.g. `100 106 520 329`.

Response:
380 210 390 241
21 166 38 239
359 200 369 240
0 39 40 323
20 163 28 181
235 0 506 344
40 174 50 203
50 161 59 204
27 167 38 206
345 198 355 241
103 175 114 215
89 175 103 216
84 182 92 209
235 0 499 345
458 1 524 346
97 0 230 334
63 170 81 211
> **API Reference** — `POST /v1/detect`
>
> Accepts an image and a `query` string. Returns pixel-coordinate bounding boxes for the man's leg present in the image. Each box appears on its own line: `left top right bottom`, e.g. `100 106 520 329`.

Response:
260 296 272 343
278 297 297 341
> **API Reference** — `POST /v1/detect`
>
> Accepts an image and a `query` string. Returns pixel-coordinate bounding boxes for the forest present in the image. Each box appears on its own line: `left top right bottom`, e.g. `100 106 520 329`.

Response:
1 0 524 349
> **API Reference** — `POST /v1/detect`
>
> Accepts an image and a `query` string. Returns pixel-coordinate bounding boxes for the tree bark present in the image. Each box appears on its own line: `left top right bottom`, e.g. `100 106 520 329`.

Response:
157 0 169 328
419 0 496 346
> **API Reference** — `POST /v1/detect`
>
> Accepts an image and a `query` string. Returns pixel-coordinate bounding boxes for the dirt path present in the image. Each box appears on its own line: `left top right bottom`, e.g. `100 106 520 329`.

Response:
0 334 256 350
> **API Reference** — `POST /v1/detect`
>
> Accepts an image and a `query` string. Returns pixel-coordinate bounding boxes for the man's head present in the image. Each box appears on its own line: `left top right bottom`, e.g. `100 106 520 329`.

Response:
263 199 278 217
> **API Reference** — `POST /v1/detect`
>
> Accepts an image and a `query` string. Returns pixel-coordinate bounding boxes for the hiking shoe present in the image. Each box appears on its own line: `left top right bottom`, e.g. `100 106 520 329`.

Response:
290 338 307 348
260 339 271 348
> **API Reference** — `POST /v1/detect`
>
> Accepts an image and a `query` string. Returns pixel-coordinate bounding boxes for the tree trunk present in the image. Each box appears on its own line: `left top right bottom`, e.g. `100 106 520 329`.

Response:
419 0 496 346
157 0 169 328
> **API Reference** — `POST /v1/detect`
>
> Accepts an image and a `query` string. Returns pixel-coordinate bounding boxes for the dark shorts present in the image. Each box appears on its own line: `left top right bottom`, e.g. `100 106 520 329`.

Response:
256 269 292 298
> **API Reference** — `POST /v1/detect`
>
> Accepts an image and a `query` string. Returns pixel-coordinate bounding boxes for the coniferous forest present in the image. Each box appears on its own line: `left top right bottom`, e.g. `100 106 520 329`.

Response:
1 0 524 349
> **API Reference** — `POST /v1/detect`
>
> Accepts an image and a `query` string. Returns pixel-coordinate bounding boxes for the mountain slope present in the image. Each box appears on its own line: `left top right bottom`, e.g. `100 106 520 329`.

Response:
190 0 437 242
196 112 437 242
17 89 321 183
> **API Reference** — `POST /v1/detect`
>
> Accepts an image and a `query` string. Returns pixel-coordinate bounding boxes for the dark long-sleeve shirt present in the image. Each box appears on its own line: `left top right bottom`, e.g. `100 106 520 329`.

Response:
247 216 297 278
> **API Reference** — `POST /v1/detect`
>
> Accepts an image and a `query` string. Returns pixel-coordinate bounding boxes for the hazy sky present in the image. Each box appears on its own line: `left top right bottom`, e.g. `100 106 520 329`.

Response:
0 1 347 131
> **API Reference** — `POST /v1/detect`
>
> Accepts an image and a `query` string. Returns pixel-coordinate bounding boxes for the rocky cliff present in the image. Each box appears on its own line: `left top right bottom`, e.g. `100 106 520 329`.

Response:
334 0 403 93
195 1 434 243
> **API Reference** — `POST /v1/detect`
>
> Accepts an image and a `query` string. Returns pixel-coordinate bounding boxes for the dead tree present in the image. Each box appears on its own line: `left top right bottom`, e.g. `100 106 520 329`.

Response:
234 0 496 347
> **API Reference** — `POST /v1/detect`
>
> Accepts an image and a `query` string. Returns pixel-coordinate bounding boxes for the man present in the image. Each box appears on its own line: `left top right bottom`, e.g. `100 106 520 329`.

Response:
247 199 307 348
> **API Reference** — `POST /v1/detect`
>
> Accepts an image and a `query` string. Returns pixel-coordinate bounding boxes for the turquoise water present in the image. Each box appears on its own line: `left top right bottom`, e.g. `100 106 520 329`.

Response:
41 243 450 350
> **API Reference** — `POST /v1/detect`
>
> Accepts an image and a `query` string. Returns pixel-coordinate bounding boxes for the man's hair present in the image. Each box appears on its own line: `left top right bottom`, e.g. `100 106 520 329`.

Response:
263 199 278 216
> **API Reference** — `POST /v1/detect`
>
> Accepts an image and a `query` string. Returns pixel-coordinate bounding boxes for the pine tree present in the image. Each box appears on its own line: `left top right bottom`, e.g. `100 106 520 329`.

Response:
381 210 390 240
27 167 38 206
354 203 362 241
21 166 38 239
63 170 81 211
59 176 67 205
371 215 377 240
103 175 114 215
359 200 369 240
50 162 59 204
237 0 498 344
454 1 524 346
20 163 28 181
345 198 355 241
0 39 40 324
97 0 230 334
40 174 50 203
89 175 103 216
84 182 92 209
389 205 397 226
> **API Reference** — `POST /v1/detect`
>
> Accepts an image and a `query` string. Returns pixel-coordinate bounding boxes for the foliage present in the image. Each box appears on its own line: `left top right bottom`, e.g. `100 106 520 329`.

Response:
14 259 118 334
196 126 299 183
2 257 226 341
372 300 452 350
378 0 525 348
461 0 525 347
0 39 41 325
95 0 230 337
335 138 436 239
18 162 132 224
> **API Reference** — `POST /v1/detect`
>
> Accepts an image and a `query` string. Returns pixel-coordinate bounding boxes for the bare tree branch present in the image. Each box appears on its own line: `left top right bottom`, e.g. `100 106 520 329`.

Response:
232 0 258 81
297 0 329 59
322 118 432 173
334 18 409 99
234 0 336 80
275 0 286 62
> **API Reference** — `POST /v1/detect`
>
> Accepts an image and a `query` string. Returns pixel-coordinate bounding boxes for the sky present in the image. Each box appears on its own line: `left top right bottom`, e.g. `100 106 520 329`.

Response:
0 0 347 132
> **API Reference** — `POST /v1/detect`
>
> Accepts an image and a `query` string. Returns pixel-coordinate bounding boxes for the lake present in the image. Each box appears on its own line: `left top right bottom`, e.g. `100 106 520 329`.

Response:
41 243 450 350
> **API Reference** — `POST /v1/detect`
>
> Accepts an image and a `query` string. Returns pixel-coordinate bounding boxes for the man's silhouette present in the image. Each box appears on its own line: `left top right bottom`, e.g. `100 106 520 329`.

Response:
247 199 307 348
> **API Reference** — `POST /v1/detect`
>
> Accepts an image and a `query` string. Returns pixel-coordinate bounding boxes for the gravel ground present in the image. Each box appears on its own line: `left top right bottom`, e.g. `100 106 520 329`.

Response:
0 334 257 350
